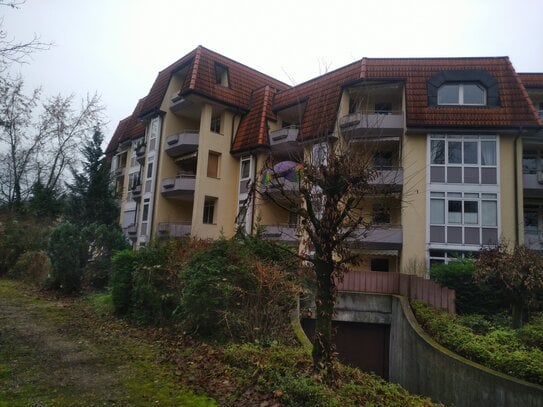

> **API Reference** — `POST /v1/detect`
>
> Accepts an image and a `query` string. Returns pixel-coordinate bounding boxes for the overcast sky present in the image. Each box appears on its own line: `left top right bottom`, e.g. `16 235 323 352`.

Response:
3 0 543 146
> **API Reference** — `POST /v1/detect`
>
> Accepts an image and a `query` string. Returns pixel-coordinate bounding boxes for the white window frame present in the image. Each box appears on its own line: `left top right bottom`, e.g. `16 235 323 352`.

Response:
437 83 486 106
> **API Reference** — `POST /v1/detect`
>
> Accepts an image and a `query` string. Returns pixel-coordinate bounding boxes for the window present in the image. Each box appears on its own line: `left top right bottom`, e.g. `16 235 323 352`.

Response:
203 198 216 224
429 250 477 266
207 152 220 178
429 135 497 184
371 258 389 272
149 117 160 151
128 172 140 189
142 199 149 222
372 203 390 224
430 192 498 245
240 156 251 180
437 83 486 105
373 151 393 169
524 208 539 234
214 63 229 87
146 162 153 179
210 115 221 134
374 102 392 114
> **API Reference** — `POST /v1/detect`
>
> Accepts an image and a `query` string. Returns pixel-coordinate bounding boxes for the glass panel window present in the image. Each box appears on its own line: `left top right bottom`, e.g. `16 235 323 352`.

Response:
481 141 496 165
448 201 462 223
438 84 460 104
464 142 478 164
482 201 497 226
431 140 445 164
448 141 462 164
430 199 445 224
210 116 221 133
464 201 478 224
372 204 390 224
203 198 216 224
240 157 251 179
463 84 485 105
524 211 538 234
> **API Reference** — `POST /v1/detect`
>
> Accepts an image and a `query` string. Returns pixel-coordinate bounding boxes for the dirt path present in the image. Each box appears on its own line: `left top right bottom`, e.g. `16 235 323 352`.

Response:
0 279 216 406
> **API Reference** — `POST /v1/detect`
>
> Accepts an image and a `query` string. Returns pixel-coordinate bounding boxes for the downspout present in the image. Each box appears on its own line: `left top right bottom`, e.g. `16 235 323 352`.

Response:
250 152 257 235
514 129 522 245
150 115 164 242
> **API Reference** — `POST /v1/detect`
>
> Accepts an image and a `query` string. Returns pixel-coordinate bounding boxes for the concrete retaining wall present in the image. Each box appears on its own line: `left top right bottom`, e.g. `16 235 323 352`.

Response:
389 296 543 407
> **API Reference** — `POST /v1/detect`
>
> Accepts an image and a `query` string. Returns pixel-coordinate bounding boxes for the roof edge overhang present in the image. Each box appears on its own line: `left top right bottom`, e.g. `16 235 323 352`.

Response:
405 125 541 136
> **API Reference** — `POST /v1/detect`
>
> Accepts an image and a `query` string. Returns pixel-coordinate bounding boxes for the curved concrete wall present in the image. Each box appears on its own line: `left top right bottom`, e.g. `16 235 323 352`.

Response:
390 296 543 407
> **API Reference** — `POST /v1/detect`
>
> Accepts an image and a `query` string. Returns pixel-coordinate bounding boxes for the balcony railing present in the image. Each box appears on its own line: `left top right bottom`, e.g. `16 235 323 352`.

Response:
524 231 543 251
125 224 137 240
131 184 142 202
260 178 300 201
135 143 146 165
261 224 300 243
161 175 196 197
165 131 199 158
339 111 404 139
157 222 192 237
523 172 543 196
114 166 125 178
369 168 403 191
347 225 403 250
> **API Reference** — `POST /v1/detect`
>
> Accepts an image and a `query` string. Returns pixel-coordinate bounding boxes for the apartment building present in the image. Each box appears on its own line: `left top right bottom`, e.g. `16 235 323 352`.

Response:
106 46 542 275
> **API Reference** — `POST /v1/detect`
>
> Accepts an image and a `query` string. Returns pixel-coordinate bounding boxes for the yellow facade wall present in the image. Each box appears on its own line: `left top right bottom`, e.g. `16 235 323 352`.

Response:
400 133 427 275
499 135 522 245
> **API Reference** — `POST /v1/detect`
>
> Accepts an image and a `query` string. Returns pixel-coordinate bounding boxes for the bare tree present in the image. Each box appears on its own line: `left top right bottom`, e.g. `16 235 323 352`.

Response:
0 76 104 210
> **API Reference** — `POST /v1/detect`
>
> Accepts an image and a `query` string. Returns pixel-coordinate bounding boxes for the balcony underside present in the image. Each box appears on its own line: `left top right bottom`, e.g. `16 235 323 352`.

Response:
161 177 196 199
165 131 199 158
261 224 299 244
347 226 403 250
339 113 404 139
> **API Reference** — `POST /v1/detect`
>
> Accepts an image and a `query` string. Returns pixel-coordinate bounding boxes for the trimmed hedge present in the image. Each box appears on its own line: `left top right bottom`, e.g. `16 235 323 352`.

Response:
412 300 543 385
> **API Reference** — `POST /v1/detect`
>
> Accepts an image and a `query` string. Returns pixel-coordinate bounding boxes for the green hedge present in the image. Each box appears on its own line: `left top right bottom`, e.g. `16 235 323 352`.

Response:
411 300 543 385
430 259 507 315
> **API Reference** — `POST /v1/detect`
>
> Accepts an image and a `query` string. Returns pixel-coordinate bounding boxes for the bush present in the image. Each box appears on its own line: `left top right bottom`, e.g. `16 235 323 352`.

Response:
430 259 507 315
0 217 52 276
412 300 543 385
110 249 137 316
9 250 52 286
130 242 180 324
47 222 88 294
179 239 299 342
518 315 543 350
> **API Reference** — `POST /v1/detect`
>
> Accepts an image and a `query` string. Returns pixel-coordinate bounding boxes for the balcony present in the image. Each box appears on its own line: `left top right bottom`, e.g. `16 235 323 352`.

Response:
135 143 146 165
131 184 142 202
269 126 301 154
525 231 543 251
260 178 300 201
114 166 125 179
347 225 402 250
161 175 196 198
126 224 137 240
165 131 199 158
261 224 300 244
369 168 403 192
523 172 543 197
339 111 404 139
158 222 192 237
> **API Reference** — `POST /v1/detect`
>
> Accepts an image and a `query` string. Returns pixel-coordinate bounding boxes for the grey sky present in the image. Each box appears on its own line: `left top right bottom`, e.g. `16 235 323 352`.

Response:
3 0 542 145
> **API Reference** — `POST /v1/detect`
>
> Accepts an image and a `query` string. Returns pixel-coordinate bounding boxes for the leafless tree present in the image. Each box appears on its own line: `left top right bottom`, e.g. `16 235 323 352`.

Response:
0 76 104 209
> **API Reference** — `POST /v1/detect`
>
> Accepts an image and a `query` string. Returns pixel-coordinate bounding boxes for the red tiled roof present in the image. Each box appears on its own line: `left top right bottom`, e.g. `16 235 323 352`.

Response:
364 57 540 129
519 73 543 88
271 57 540 142
139 46 289 118
105 116 130 155
232 85 278 153
274 61 361 141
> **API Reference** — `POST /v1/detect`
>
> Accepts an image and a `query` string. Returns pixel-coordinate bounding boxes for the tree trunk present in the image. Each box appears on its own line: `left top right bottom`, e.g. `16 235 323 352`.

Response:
511 302 524 329
312 259 335 380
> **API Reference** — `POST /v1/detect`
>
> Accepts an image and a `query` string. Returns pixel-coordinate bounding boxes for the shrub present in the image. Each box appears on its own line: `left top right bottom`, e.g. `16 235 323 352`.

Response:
47 222 88 294
9 250 52 286
130 242 180 324
0 217 52 276
179 238 299 342
430 259 507 315
110 249 137 316
411 300 543 385
518 315 543 350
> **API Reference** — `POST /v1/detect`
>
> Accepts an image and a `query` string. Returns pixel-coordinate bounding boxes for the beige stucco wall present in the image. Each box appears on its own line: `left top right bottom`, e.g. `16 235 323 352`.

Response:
400 133 427 275
499 135 522 245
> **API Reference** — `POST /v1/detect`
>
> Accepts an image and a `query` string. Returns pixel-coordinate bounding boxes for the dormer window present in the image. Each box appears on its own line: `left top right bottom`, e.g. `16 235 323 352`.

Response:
438 83 486 106
215 63 229 87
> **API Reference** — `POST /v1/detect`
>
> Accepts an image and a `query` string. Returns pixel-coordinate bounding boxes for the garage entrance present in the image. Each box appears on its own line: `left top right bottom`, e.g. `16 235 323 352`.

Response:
301 319 390 379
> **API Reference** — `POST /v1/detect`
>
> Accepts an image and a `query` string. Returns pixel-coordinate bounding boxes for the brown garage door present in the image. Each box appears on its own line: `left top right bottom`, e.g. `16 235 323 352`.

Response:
301 319 390 379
